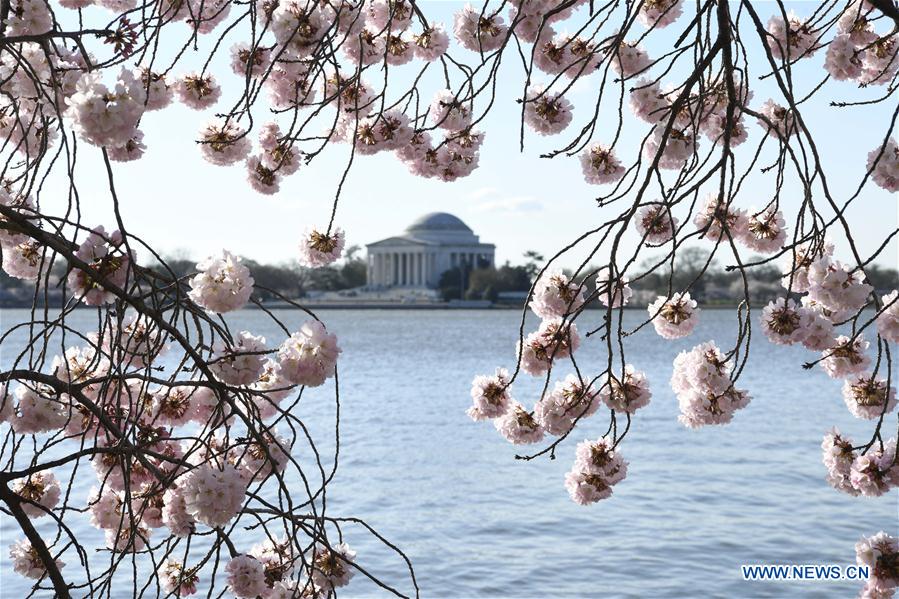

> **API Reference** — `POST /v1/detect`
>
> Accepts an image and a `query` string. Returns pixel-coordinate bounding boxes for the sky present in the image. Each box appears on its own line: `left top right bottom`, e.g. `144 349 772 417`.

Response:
48 1 899 272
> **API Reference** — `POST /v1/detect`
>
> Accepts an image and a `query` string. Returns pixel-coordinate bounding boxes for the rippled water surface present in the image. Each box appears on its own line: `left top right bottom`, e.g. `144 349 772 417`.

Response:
1 308 897 597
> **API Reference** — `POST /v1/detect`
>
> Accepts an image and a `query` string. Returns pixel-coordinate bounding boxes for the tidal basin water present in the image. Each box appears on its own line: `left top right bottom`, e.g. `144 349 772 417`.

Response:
1 307 897 597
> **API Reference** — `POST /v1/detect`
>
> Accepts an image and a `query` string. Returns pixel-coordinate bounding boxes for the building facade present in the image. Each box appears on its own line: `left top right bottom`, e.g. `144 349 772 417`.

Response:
366 213 495 288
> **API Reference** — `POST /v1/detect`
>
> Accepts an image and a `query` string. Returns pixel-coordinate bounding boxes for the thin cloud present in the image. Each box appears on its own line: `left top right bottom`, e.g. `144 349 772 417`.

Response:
471 195 543 213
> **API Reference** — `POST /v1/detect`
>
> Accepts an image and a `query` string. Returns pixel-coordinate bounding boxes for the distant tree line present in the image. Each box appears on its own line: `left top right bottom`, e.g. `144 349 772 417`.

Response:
2 246 896 307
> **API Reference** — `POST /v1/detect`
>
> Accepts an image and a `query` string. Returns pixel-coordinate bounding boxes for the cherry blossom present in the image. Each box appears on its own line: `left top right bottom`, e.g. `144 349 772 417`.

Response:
849 439 898 497
468 368 513 421
413 25 450 61
67 226 131 305
524 86 573 135
518 318 580 376
635 204 678 244
299 227 345 268
821 335 871 379
599 366 651 414
671 342 751 428
2 238 44 280
188 250 255 313
648 292 699 339
159 560 199 596
65 69 145 148
822 428 858 496
759 298 810 346
10 538 65 580
629 79 669 123
176 73 222 109
738 207 786 253
565 437 627 505
11 385 68 434
210 331 267 386
693 193 747 242
529 270 585 319
807 256 873 315
198 120 251 166
842 373 897 420
579 144 626 185
856 531 899 593
11 470 60 518
311 543 356 589
226 555 268 598
277 321 341 387
596 267 632 308
454 4 507 52
766 12 818 61
877 291 899 343
179 463 247 528
494 401 545 444
637 0 682 28
867 138 899 193
534 374 600 435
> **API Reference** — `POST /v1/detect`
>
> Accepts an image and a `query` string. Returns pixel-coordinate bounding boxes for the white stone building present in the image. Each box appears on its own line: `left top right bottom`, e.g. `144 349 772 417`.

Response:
366 213 495 288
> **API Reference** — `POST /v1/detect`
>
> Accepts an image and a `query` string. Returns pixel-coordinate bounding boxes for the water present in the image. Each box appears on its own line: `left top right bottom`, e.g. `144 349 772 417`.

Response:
0 307 896 597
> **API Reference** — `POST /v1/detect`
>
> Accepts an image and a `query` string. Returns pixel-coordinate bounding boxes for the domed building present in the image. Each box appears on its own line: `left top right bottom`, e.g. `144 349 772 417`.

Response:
366 213 495 288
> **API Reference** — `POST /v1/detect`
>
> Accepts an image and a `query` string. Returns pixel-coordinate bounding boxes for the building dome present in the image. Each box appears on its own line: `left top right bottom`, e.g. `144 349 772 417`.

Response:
405 212 472 233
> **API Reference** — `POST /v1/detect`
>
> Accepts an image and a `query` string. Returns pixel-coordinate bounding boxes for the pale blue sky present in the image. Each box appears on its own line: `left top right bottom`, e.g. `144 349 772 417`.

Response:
53 1 898 270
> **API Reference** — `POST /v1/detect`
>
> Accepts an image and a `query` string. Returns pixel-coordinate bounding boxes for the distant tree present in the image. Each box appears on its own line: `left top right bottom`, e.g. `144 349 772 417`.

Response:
522 250 545 281
340 245 368 289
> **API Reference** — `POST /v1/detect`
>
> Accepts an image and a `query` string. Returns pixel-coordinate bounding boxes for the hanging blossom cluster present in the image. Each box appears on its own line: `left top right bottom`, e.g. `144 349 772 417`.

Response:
0 224 393 595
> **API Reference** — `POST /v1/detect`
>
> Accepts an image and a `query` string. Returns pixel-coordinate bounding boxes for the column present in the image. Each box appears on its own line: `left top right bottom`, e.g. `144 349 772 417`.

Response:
391 253 397 286
415 252 425 287
403 253 409 286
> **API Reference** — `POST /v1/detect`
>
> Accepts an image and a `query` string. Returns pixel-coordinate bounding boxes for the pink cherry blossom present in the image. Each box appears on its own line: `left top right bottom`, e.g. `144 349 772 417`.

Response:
227 555 268 598
648 292 699 339
524 86 573 135
67 226 131 305
842 373 897 420
630 78 669 123
766 13 818 61
210 331 267 386
179 463 247 528
759 298 811 346
2 238 44 280
298 227 345 268
825 34 863 81
530 270 585 319
188 249 255 313
468 367 513 421
693 193 747 242
822 428 858 495
599 365 651 413
159 559 199 596
494 401 545 444
534 374 600 435
821 335 871 379
454 4 507 52
579 144 625 185
636 204 678 245
176 73 221 109
413 25 450 61
807 256 873 315
866 137 899 192
162 486 195 537
596 267 632 307
518 318 580 376
671 342 751 428
277 320 341 387
10 538 65 580
198 120 251 166
11 470 60 518
311 543 356 589
850 439 898 497
856 531 899 592
637 0 682 29
565 437 627 505
12 385 68 434
65 69 145 148
738 207 787 253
